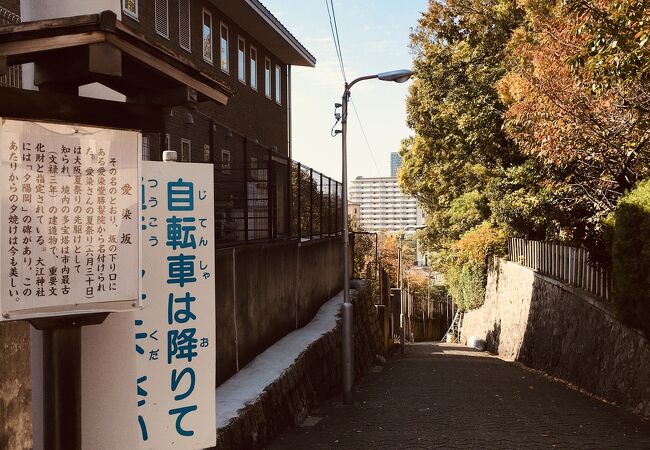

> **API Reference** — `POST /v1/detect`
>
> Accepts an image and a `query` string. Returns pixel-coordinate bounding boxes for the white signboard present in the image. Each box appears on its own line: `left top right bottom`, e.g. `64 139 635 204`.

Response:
136 161 216 449
0 119 140 320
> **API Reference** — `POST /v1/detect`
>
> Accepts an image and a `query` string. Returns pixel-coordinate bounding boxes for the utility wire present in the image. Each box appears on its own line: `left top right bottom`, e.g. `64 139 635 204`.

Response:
324 0 380 176
325 0 346 82
330 0 346 81
351 99 381 176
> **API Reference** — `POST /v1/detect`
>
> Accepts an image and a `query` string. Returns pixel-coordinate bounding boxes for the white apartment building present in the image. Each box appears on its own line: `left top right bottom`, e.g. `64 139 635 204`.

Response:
349 176 424 233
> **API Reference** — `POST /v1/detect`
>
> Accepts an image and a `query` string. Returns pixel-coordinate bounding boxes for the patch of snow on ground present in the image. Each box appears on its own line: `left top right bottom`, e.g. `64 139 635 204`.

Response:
216 290 344 429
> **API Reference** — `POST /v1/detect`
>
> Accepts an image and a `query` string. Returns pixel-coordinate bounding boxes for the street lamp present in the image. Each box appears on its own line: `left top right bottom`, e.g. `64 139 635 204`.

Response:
397 224 425 354
340 69 413 405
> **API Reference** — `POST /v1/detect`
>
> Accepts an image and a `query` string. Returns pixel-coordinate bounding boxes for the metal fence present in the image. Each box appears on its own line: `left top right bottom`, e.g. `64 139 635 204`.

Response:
507 238 612 301
0 8 21 89
214 139 343 247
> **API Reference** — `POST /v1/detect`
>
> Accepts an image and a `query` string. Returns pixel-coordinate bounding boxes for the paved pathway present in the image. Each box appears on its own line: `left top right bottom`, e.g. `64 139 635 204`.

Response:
268 343 650 449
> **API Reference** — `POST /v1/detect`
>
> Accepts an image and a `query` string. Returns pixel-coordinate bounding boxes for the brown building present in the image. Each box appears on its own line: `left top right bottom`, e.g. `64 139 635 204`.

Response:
1 0 341 247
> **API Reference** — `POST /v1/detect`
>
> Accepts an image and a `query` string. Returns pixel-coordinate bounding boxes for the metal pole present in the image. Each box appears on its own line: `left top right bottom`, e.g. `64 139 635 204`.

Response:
398 234 405 354
341 87 354 405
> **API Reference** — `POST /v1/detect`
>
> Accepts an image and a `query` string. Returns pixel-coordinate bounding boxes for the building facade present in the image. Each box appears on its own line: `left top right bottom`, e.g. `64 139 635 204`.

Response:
2 0 344 247
390 151 402 177
349 176 423 233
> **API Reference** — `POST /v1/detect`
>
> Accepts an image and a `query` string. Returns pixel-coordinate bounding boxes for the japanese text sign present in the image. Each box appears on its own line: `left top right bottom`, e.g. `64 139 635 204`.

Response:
0 119 140 320
137 161 216 449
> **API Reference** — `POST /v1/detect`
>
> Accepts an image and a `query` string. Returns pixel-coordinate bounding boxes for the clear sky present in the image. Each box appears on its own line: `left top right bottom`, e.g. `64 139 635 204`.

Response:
262 0 429 182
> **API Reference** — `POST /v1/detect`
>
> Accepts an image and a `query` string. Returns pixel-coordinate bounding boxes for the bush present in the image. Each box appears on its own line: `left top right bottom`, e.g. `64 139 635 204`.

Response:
445 222 506 311
446 261 487 311
610 180 650 338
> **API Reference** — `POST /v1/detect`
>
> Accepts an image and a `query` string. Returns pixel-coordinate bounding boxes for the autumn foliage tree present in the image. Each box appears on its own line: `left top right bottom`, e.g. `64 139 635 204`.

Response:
400 0 650 311
498 1 650 232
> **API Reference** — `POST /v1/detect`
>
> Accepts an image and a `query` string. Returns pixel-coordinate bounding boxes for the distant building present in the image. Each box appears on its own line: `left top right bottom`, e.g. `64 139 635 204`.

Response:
349 176 423 233
348 202 361 229
390 152 402 177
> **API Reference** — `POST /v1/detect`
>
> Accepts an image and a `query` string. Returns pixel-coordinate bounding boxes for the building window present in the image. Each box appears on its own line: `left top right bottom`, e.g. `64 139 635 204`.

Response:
221 149 231 174
180 138 191 162
122 0 138 19
220 23 229 73
250 46 258 91
202 9 213 63
275 64 281 104
142 135 150 161
155 0 169 39
264 58 271 98
178 0 191 52
238 37 246 84
250 156 258 180
203 144 211 162
164 133 171 151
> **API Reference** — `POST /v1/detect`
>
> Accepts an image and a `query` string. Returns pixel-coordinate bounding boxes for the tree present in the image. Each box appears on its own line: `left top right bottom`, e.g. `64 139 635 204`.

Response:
498 0 650 237
565 0 650 91
378 233 416 284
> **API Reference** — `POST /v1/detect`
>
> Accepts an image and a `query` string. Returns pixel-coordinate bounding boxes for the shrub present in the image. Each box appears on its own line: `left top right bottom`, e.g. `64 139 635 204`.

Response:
445 222 506 311
610 180 650 338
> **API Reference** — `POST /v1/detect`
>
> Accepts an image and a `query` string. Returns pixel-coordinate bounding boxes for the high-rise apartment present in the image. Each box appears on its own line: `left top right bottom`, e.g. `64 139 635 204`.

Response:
349 176 423 233
390 152 402 177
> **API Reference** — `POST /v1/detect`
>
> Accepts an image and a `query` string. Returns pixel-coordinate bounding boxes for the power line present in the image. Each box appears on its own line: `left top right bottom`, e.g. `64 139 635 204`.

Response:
323 1 380 176
330 0 346 81
325 0 346 82
350 99 381 176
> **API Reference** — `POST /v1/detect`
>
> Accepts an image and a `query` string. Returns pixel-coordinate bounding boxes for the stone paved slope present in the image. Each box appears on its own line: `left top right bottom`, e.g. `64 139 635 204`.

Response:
268 343 650 449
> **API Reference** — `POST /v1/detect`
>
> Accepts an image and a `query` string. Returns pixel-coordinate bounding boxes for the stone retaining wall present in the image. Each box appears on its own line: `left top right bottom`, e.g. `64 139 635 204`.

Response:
214 280 383 450
462 258 650 418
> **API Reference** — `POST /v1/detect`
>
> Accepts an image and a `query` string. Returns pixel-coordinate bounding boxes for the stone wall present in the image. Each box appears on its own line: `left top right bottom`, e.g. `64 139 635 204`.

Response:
214 281 383 450
462 258 650 417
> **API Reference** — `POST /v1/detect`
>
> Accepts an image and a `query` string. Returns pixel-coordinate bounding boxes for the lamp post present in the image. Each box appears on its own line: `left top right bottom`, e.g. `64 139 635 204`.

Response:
397 224 425 354
340 69 413 405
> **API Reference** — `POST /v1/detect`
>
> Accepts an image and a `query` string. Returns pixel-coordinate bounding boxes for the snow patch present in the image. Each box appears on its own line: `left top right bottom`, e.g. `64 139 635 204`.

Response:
216 290 344 429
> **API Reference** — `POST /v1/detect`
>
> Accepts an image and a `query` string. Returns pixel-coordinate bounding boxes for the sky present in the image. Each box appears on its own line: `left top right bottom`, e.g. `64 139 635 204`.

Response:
261 0 429 183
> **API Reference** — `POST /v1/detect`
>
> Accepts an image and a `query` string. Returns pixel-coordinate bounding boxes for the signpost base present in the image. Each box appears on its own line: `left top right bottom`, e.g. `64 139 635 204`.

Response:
43 327 81 450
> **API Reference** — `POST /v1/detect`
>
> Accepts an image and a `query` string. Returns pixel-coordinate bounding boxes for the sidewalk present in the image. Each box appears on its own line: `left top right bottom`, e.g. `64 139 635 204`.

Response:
268 343 650 449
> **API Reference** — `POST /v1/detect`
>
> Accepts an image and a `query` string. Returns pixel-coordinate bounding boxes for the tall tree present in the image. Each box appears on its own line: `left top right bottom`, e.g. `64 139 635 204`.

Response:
498 0 650 232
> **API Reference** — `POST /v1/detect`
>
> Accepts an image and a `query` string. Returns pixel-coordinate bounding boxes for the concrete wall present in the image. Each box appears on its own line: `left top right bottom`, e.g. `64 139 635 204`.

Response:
0 321 32 450
462 258 650 418
215 281 383 450
217 237 343 385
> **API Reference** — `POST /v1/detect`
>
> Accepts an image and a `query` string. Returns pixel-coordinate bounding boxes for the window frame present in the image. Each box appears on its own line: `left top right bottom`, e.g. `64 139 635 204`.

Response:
220 22 230 74
264 57 272 99
237 36 246 84
275 64 282 105
141 134 150 161
250 45 258 91
202 8 213 64
221 149 231 174
180 138 192 162
178 0 192 53
154 0 170 39
122 0 138 20
203 143 211 162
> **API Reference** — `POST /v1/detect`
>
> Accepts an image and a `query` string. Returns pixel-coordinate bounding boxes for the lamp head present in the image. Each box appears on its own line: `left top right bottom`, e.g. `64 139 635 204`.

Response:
377 69 414 83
